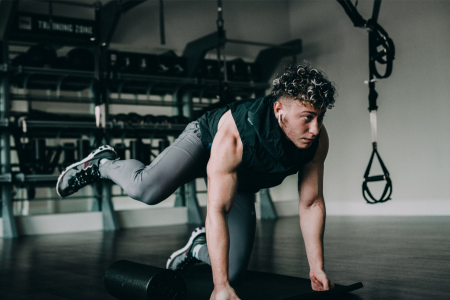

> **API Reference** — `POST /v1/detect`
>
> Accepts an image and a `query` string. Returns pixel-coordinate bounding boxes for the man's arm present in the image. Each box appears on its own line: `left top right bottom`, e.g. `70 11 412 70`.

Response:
206 111 242 300
298 126 335 291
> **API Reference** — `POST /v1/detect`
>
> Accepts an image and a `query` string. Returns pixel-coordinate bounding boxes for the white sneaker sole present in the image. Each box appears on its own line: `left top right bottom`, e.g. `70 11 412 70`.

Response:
166 227 206 270
56 145 116 197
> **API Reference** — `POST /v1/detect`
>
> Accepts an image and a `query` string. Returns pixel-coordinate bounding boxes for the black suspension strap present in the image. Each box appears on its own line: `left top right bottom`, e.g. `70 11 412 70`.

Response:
159 0 165 45
337 0 394 204
216 0 227 104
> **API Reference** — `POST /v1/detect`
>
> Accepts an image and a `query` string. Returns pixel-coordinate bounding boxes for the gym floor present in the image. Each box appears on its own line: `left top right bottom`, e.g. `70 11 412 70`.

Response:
1 216 449 300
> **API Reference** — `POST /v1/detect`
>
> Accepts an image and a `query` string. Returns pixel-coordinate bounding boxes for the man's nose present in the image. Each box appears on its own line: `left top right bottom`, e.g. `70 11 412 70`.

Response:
309 120 320 136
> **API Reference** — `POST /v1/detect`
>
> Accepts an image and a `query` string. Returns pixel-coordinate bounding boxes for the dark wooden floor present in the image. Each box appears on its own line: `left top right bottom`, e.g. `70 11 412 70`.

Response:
1 216 449 300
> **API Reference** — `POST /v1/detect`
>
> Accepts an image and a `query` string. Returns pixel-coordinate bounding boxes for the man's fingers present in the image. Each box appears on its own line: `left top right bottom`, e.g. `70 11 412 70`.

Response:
323 279 329 290
311 277 324 291
310 272 334 292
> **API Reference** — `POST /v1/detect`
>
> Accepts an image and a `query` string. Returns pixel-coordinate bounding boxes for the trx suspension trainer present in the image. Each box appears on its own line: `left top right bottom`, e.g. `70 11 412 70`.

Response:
337 0 395 204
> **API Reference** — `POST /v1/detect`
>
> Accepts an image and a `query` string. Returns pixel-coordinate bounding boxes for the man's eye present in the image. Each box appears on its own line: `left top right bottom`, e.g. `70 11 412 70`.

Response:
303 115 312 121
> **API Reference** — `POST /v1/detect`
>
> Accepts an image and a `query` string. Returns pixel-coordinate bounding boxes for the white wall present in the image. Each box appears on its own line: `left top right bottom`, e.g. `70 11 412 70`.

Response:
282 0 450 214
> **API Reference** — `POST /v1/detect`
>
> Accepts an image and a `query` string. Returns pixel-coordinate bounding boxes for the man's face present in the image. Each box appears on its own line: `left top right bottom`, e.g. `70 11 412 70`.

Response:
277 100 326 149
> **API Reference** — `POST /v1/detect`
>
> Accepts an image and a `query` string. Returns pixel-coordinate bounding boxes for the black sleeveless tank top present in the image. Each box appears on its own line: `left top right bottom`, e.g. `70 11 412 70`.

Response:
197 95 320 193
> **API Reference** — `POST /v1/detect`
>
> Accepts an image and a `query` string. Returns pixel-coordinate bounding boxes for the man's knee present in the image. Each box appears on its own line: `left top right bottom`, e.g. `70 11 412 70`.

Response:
126 188 147 204
127 187 165 206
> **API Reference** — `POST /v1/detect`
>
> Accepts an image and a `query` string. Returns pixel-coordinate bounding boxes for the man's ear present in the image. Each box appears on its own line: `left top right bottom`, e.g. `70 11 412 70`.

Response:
274 101 283 116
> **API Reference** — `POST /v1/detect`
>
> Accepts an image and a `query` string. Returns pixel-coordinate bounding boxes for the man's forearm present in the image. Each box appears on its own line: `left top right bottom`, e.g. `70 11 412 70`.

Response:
299 199 326 271
206 209 230 287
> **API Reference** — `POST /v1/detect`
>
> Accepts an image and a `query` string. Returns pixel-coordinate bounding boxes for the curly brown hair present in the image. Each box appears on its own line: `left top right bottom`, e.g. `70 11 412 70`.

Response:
270 61 337 109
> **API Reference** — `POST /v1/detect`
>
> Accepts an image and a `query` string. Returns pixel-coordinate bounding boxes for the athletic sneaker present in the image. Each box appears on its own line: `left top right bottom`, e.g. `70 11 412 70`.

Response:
56 145 117 197
166 227 206 271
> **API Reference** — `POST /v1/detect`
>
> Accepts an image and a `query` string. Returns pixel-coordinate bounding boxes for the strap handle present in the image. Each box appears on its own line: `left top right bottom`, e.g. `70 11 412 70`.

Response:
362 110 392 204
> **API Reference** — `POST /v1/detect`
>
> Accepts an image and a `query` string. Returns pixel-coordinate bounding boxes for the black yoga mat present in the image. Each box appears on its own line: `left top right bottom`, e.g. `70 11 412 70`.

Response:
182 264 363 300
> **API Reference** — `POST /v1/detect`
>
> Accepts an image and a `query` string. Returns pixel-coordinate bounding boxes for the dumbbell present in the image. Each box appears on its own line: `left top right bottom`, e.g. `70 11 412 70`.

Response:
159 139 170 154
130 140 151 165
157 51 187 77
77 140 91 160
155 115 170 125
170 115 189 125
157 51 177 76
11 53 28 67
226 58 248 82
113 113 129 124
107 50 121 73
143 114 157 124
23 138 45 174
198 59 221 80
128 112 143 125
53 56 71 70
109 51 158 75
26 44 57 68
172 56 187 77
114 143 126 160
104 260 187 300
247 62 261 82
140 53 159 75
32 139 46 165
66 48 95 71
118 51 141 73
23 139 61 175
61 143 76 170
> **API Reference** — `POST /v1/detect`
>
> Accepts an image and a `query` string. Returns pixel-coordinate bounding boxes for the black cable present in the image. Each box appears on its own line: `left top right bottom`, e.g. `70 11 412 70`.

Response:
336 0 366 28
368 21 395 79
216 0 225 104
159 0 165 45
371 0 382 21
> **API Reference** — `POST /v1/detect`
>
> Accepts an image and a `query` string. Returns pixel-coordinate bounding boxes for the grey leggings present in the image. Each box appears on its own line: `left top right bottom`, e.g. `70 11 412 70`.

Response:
99 121 256 282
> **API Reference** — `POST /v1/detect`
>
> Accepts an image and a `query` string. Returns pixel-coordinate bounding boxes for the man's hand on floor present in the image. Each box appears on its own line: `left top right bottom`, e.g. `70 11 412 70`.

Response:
210 284 240 300
310 269 335 291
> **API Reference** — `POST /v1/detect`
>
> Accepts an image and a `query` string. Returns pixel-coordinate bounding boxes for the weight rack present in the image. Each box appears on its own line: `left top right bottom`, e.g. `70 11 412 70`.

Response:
0 0 300 238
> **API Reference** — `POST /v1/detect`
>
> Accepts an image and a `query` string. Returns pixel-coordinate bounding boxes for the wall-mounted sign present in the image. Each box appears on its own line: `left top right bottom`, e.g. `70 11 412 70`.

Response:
10 13 97 45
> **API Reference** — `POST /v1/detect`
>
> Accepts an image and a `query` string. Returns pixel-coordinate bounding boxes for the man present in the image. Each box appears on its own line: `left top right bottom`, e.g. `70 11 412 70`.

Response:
57 61 336 300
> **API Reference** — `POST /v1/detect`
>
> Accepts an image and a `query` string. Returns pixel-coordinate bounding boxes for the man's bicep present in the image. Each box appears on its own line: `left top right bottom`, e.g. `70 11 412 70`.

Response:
298 160 324 204
207 124 242 175
206 127 243 212
298 128 329 206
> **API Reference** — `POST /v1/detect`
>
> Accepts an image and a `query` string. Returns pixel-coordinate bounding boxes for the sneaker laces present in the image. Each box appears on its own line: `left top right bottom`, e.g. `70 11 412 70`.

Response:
68 164 100 192
177 255 198 271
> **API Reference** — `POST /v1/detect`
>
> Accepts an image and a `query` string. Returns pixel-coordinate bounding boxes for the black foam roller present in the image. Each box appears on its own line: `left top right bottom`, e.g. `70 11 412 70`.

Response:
104 260 187 300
